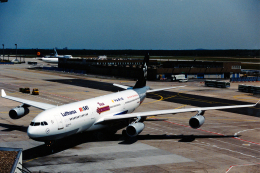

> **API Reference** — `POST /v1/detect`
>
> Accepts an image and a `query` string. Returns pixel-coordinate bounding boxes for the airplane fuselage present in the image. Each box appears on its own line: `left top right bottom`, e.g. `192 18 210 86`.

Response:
56 55 72 58
40 57 59 63
40 56 73 64
27 87 148 142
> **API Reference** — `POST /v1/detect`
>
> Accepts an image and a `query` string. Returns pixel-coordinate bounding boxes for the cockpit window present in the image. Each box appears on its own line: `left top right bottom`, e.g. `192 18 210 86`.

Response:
30 121 48 126
34 122 40 126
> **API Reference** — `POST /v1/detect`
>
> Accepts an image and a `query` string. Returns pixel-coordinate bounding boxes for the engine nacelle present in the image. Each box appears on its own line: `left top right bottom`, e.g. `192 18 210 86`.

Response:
9 106 30 119
189 115 205 129
126 122 145 137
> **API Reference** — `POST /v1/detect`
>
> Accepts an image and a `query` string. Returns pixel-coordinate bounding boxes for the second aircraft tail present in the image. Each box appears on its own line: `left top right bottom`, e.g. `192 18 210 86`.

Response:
133 53 149 89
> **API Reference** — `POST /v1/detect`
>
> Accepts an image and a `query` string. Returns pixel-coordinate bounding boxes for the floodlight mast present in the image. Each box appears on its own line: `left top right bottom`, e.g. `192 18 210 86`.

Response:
15 44 17 61
2 44 4 61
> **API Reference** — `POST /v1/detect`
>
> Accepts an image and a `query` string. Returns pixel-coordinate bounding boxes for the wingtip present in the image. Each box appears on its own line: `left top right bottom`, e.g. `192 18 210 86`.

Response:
1 89 6 97
255 100 260 106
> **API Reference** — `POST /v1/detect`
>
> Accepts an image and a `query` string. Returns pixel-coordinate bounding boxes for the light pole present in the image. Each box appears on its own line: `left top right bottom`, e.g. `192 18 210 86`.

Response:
2 44 4 61
15 44 17 61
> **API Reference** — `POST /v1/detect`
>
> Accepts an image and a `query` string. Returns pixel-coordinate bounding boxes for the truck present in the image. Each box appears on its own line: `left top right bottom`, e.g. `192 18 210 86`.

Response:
216 81 230 88
171 74 188 82
32 88 39 95
238 84 259 93
19 87 30 93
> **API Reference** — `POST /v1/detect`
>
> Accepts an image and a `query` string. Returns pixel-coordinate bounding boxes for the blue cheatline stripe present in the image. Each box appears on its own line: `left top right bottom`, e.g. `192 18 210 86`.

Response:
114 110 128 116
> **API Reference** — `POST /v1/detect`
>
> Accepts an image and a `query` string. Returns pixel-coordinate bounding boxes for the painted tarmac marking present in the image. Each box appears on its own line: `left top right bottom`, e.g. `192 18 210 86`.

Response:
234 128 260 136
210 138 260 154
143 93 164 105
226 162 260 173
233 93 259 102
193 142 260 160
24 158 38 163
242 144 251 146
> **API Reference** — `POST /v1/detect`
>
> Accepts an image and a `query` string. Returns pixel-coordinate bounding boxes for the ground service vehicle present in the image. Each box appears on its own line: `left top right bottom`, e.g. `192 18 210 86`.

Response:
19 88 30 93
205 80 230 88
32 88 39 95
171 74 188 82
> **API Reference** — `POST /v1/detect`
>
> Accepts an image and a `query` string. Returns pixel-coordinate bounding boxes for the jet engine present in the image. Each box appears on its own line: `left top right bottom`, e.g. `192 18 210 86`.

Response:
189 111 205 129
9 106 29 119
126 122 145 137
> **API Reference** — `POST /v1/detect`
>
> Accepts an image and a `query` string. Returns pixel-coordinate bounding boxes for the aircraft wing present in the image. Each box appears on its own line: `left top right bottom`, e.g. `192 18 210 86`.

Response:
1 89 56 110
147 86 186 93
113 83 185 92
95 101 259 124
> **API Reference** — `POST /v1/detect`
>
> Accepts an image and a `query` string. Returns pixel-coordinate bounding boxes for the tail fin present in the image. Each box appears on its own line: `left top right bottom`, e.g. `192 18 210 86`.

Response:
54 48 58 57
133 53 149 89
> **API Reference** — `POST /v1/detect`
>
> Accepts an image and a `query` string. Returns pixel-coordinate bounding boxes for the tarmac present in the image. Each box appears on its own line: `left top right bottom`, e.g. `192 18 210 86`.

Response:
0 58 260 172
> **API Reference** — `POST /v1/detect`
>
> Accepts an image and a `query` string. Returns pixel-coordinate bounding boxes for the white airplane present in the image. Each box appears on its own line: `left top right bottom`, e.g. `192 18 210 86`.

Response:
53 48 73 59
40 48 73 63
1 54 259 147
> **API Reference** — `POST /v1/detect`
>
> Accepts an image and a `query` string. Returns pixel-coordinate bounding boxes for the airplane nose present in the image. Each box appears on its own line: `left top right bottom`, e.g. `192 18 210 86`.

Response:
27 126 37 139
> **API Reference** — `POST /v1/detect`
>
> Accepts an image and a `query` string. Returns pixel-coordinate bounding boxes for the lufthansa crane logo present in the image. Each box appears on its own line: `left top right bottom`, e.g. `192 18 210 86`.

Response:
46 128 50 134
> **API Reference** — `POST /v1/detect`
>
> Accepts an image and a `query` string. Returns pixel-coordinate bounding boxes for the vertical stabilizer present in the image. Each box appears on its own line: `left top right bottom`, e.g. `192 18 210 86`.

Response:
54 48 58 57
133 53 149 89
1 89 6 97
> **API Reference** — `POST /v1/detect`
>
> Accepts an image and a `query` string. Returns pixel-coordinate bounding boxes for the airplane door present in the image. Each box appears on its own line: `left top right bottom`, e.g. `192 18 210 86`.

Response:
82 109 95 131
54 114 64 130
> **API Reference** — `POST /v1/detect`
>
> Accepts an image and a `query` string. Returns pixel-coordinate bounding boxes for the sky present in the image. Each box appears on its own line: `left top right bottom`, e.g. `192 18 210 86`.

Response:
0 0 259 50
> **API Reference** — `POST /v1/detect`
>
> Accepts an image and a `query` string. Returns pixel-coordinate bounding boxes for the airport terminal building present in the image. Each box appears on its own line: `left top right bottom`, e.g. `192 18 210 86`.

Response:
58 59 241 80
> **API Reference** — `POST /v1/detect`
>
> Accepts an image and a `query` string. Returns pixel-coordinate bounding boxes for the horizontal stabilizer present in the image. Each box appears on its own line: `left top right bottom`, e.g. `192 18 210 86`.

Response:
113 84 132 90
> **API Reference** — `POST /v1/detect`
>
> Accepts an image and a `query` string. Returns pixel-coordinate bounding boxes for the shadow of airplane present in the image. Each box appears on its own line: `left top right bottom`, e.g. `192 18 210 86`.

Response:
23 132 119 160
23 131 239 160
0 123 28 132
119 134 240 144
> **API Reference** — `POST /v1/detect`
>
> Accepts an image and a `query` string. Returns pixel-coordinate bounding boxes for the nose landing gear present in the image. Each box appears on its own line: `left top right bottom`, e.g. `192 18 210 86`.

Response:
45 140 56 153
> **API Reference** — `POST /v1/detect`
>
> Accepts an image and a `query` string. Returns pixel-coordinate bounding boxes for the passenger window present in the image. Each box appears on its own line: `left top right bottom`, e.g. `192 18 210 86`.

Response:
34 122 40 126
44 121 48 125
41 122 44 126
